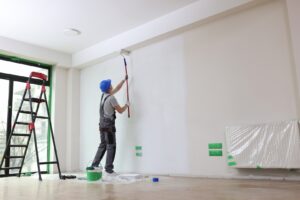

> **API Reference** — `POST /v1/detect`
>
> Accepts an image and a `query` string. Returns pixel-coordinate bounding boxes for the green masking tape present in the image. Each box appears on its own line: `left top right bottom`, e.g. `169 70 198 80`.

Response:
208 143 223 149
136 152 143 157
256 165 262 169
135 146 142 151
228 161 237 166
23 172 32 177
209 150 223 156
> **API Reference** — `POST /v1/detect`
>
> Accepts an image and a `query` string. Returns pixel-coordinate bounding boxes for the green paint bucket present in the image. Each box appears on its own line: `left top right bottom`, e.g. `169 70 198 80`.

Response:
86 167 102 181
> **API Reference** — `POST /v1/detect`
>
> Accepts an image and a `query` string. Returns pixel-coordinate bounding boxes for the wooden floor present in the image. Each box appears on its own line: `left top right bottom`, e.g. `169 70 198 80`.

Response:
0 175 300 200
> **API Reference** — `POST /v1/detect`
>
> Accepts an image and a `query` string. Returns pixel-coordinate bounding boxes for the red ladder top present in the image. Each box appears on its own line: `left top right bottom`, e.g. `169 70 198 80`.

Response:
30 72 47 81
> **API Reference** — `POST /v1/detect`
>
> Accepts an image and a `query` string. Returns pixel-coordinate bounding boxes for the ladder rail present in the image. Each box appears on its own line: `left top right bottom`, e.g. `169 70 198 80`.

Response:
27 83 42 181
43 91 62 179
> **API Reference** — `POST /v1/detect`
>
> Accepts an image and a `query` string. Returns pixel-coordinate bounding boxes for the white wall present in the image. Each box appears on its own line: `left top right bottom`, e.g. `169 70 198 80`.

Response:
80 0 300 177
52 67 80 172
52 67 67 172
65 69 80 171
184 0 299 176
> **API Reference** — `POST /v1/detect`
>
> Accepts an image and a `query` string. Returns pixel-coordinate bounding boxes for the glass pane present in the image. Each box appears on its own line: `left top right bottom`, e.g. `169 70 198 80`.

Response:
0 80 9 175
11 82 50 173
0 60 48 79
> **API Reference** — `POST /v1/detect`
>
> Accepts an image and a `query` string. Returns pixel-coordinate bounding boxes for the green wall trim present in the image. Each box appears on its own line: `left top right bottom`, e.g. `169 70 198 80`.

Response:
47 66 53 173
208 143 223 149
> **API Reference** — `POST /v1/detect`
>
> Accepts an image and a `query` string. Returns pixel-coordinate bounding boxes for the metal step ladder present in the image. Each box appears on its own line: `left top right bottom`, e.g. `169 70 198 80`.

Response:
0 72 62 181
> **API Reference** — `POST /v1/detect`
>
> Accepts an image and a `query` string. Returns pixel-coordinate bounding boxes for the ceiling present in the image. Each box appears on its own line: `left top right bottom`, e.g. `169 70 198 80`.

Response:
0 0 198 54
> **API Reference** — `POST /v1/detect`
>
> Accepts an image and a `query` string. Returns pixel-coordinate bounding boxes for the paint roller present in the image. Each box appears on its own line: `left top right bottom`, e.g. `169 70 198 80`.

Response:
120 49 131 118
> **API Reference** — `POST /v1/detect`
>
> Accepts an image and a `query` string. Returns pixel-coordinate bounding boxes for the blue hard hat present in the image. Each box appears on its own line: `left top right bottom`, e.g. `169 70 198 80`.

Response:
100 79 111 93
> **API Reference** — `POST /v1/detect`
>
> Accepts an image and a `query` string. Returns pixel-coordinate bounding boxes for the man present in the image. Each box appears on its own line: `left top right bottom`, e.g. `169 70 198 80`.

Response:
91 76 129 175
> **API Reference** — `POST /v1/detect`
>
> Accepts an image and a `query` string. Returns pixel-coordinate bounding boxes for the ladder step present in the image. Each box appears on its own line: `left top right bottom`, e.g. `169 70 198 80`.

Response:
15 122 30 125
35 116 49 119
24 98 46 103
39 161 58 165
0 167 21 170
19 110 36 115
9 145 27 148
5 156 25 159
12 133 31 137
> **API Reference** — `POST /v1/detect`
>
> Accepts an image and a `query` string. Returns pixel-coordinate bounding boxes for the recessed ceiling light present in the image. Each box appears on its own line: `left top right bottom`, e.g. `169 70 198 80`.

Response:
64 28 81 36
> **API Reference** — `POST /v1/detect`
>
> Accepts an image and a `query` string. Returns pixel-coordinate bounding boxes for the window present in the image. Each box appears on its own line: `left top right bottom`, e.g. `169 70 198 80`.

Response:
0 59 49 78
0 54 52 177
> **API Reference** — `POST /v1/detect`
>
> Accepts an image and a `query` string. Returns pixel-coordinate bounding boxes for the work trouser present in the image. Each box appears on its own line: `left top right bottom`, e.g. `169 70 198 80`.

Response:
92 130 116 173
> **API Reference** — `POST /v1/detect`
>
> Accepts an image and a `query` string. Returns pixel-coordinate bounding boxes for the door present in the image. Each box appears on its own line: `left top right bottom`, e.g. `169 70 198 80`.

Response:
0 79 9 175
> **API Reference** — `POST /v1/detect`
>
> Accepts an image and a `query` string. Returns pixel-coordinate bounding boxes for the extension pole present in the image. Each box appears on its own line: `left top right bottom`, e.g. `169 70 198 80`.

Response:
123 57 130 118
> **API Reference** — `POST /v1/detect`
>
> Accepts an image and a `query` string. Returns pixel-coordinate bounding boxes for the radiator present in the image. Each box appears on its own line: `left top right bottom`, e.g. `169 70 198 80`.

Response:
225 120 300 169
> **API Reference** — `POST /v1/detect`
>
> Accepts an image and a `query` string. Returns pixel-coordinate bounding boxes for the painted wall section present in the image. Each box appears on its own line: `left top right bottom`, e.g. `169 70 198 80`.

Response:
80 36 187 173
52 67 80 172
51 67 67 172
80 0 299 177
184 0 298 176
66 69 80 171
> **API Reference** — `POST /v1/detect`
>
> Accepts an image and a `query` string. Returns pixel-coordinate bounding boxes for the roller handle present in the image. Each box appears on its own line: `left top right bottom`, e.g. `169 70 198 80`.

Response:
123 58 130 118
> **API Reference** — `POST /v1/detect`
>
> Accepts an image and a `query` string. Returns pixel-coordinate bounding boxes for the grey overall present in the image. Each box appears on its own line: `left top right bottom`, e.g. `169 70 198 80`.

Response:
92 94 116 173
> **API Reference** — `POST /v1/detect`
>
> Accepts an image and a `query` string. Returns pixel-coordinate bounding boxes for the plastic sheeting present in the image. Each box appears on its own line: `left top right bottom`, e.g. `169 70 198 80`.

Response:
76 173 147 184
102 173 146 184
225 120 300 169
29 173 148 184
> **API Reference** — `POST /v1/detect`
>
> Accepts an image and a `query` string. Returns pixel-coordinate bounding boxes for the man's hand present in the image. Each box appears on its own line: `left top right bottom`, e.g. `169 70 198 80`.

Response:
111 76 128 95
114 102 129 114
